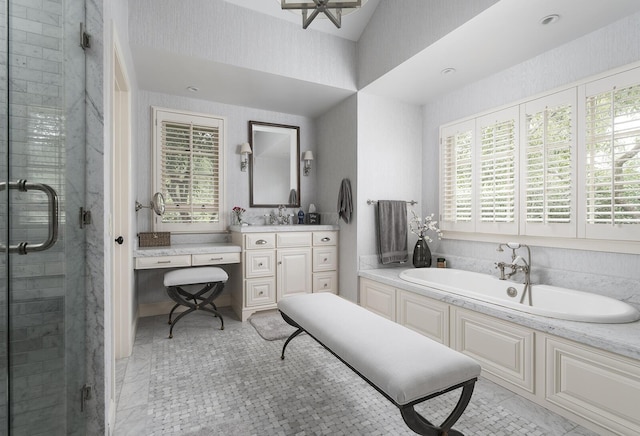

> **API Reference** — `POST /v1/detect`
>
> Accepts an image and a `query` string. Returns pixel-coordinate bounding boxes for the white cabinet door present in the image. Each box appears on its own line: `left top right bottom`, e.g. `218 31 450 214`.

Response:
359 278 396 321
397 290 449 345
452 307 534 393
277 248 311 299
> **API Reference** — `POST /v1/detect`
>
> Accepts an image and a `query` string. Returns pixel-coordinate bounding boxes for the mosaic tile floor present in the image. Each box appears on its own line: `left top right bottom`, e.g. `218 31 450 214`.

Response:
115 308 600 436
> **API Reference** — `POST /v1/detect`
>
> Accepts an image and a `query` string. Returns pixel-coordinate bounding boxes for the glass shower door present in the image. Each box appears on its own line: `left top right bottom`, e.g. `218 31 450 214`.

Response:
1 0 87 434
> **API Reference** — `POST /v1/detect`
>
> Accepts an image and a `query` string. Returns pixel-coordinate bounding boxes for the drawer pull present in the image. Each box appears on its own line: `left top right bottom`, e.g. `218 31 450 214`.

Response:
324 258 328 262
259 291 264 296
210 257 223 261
255 239 267 245
321 237 331 242
324 283 328 287
157 260 172 264
258 262 263 267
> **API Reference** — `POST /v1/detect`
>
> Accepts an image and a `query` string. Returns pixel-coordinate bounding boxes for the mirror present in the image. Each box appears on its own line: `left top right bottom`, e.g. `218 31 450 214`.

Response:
249 121 300 208
135 192 165 216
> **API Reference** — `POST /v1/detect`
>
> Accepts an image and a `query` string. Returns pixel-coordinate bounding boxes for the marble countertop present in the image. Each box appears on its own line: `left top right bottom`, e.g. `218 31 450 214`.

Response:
229 224 339 233
134 243 241 258
360 267 640 361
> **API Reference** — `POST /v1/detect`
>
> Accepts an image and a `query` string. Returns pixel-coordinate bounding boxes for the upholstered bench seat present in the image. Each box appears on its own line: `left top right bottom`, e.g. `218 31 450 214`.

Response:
278 292 481 435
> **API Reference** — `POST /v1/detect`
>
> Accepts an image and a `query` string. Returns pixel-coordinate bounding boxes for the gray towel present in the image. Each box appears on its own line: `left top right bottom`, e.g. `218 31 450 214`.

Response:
337 178 353 224
376 200 408 264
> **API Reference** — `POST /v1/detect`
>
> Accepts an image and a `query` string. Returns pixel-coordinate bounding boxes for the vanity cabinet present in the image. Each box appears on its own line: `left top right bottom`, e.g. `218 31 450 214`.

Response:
231 228 338 321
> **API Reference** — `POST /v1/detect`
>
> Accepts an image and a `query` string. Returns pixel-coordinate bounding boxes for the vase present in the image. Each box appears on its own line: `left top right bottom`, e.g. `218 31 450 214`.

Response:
412 237 431 268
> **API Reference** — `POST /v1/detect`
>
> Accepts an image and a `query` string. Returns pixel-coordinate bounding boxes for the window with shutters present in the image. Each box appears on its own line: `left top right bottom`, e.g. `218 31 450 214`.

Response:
440 120 475 232
522 90 576 238
439 64 640 247
152 107 225 233
476 107 519 235
583 69 640 241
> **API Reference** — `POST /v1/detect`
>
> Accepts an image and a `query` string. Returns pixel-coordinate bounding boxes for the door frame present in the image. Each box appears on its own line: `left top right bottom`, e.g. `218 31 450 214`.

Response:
111 26 134 360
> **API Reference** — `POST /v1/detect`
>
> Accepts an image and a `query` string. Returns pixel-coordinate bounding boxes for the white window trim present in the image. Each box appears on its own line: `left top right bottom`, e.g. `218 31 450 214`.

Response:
152 107 227 233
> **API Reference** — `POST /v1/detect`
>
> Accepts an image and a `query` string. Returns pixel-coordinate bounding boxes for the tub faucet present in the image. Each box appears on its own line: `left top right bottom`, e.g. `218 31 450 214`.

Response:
495 243 533 305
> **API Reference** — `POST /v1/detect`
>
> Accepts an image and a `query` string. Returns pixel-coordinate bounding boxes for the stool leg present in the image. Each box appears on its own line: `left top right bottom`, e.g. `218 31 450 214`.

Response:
168 303 180 324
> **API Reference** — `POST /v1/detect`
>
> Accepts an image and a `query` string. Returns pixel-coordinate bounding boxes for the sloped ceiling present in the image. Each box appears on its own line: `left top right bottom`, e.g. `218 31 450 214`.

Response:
132 0 640 118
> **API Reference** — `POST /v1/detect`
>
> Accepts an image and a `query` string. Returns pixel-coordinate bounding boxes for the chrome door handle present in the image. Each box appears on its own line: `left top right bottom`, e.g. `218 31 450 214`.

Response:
0 180 59 255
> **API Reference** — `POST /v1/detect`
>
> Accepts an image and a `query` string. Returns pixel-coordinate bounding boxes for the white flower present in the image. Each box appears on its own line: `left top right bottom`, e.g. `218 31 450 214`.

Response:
409 210 443 243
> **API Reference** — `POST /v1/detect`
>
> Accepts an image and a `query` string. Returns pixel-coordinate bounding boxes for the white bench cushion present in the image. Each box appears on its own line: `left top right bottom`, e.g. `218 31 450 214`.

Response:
164 267 228 287
278 293 481 406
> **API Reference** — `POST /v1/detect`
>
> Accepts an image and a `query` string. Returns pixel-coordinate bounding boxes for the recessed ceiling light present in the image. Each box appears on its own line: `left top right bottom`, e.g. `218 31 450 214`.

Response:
441 67 456 76
186 86 199 92
540 14 560 26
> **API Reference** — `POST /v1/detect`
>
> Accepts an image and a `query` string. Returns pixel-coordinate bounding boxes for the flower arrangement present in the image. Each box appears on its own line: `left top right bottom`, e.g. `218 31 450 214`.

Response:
409 210 443 243
232 206 246 225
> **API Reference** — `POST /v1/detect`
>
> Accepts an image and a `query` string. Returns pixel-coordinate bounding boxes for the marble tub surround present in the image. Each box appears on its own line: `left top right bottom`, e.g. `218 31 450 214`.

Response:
359 267 640 361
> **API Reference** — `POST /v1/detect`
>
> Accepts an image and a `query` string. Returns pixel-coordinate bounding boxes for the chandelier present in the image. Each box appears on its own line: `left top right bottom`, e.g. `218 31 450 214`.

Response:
280 0 364 29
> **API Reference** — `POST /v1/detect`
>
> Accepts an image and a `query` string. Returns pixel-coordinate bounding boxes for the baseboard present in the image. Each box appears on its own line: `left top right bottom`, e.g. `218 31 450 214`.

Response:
138 295 231 318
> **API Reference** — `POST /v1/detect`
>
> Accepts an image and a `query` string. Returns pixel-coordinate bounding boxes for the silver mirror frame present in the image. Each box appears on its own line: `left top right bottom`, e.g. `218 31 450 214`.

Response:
135 192 165 216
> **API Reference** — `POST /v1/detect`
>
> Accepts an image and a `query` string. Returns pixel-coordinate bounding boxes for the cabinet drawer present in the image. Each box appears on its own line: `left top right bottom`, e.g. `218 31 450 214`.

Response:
192 252 240 266
277 232 311 248
313 246 337 272
245 250 275 278
313 231 337 246
135 255 191 270
245 233 275 250
246 277 276 307
313 271 337 294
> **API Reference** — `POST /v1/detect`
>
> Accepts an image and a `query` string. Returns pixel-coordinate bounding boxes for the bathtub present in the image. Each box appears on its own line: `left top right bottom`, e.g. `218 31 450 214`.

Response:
398 268 640 324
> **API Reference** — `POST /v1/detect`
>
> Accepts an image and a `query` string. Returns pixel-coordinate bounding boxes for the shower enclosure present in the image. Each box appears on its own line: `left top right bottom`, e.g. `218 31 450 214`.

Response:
1 0 88 434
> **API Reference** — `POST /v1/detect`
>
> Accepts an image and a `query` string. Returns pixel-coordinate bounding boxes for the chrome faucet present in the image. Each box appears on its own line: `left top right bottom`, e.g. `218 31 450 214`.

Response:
495 242 533 305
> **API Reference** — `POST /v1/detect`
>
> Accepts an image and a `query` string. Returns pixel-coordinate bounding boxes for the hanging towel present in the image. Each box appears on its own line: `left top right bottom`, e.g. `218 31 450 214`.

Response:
288 189 298 205
337 178 353 224
376 200 408 265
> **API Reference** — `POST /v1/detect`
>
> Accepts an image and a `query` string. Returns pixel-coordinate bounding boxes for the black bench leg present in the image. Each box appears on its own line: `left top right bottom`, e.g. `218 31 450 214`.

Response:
400 379 476 436
280 328 304 360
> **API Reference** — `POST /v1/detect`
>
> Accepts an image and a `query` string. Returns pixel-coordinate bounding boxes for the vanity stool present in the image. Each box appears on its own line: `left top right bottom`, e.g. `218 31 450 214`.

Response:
164 266 228 338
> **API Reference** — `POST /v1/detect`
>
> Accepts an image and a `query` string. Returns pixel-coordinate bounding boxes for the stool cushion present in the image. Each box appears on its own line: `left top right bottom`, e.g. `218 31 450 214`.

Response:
164 267 228 287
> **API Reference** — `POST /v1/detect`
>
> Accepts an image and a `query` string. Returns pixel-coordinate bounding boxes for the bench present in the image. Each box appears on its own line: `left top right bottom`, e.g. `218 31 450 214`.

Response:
278 293 481 436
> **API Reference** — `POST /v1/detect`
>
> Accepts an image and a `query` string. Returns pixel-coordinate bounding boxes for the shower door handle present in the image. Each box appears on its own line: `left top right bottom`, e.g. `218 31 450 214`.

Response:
0 179 59 255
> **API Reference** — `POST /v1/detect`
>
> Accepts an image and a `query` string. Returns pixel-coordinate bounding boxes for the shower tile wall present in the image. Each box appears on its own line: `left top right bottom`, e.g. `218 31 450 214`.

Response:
6 0 85 433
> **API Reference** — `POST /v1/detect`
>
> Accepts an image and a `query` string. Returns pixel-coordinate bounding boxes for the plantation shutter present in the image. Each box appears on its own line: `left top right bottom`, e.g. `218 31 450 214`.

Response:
583 69 640 241
440 120 475 232
476 107 519 234
153 108 225 233
522 90 576 237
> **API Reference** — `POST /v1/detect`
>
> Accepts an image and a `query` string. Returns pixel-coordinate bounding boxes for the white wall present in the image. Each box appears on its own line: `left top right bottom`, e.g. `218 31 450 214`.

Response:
356 92 423 296
357 0 498 88
128 0 357 91
316 95 358 299
422 12 640 306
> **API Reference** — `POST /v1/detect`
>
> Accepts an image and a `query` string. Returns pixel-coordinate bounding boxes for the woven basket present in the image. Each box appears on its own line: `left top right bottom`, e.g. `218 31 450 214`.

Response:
138 232 171 247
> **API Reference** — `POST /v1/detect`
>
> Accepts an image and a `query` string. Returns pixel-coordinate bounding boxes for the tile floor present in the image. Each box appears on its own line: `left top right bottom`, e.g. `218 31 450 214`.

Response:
115 307 600 436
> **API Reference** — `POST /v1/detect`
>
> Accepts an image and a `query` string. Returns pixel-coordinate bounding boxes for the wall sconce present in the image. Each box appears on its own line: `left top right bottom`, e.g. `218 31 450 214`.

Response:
240 142 252 172
303 150 314 176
